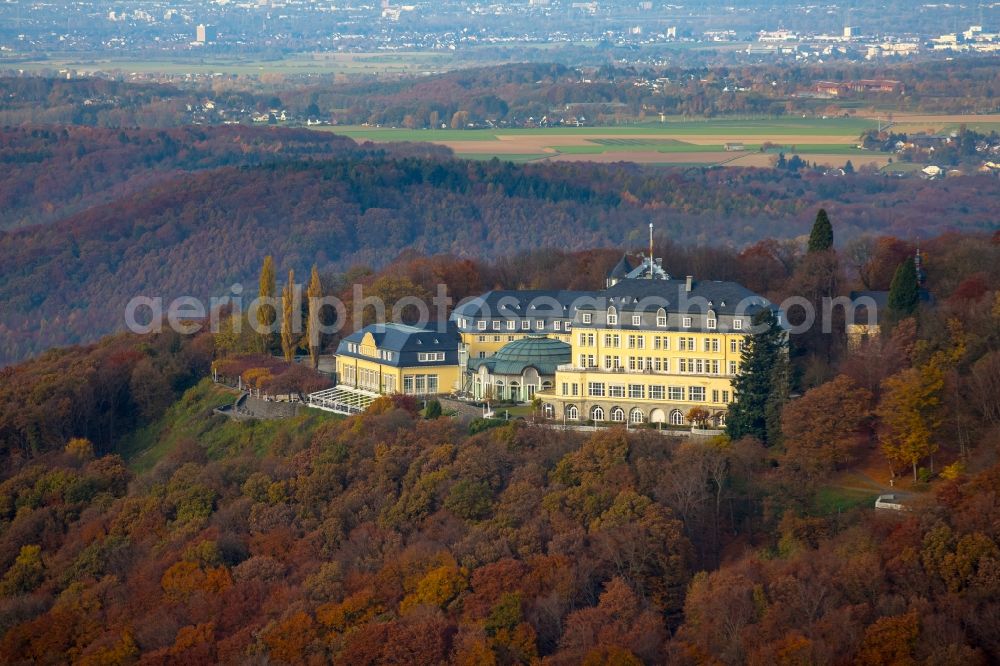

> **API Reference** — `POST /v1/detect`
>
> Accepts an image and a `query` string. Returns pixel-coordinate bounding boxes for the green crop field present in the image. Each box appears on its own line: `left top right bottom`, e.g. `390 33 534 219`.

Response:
321 117 885 166
326 116 876 142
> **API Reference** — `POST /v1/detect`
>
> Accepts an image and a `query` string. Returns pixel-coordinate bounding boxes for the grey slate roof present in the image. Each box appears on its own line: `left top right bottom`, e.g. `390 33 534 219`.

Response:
591 279 771 316
336 322 460 367
452 290 597 321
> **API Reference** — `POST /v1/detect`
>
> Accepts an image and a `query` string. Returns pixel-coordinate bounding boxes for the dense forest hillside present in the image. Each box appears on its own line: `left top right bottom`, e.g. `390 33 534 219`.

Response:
0 126 448 229
2 147 998 365
0 337 998 663
0 225 998 663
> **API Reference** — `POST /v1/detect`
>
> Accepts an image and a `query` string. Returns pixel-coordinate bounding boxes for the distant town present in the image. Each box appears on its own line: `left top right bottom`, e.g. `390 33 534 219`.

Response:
0 0 997 74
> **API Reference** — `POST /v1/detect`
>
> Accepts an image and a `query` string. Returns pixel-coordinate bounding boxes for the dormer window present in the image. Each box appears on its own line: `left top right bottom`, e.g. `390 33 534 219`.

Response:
607 306 618 326
582 313 593 324
682 316 692 328
631 314 641 326
656 308 667 327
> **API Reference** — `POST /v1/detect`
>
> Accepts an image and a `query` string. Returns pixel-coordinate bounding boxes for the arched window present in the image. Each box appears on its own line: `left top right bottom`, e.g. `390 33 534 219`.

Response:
629 408 645 424
567 405 579 420
610 406 625 422
670 409 685 426
543 403 555 418
716 412 727 426
656 307 667 327
607 306 618 326
591 405 605 421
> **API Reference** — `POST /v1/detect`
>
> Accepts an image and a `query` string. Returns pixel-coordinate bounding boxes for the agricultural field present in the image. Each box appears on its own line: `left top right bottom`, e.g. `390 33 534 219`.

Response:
329 113 1000 167
327 117 887 167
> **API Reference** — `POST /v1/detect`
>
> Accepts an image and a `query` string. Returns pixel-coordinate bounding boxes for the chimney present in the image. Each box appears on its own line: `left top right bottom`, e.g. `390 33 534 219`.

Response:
685 275 693 292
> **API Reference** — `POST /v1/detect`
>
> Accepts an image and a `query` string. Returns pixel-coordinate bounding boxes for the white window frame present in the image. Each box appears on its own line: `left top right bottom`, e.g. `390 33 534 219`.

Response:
682 316 692 328
582 313 593 324
631 314 641 326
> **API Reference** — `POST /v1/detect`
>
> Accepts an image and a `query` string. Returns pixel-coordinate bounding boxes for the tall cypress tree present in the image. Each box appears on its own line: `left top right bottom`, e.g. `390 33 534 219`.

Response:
281 269 297 363
727 308 787 444
807 208 834 253
887 256 919 322
257 255 276 353
306 265 323 370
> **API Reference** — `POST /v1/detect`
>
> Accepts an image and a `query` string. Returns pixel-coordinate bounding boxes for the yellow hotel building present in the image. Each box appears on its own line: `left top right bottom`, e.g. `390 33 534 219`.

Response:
335 323 462 396
447 255 778 427
534 260 778 427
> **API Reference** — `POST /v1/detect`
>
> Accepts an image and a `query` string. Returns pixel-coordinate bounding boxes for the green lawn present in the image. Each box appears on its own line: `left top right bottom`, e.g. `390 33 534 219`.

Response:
812 485 878 515
120 379 338 472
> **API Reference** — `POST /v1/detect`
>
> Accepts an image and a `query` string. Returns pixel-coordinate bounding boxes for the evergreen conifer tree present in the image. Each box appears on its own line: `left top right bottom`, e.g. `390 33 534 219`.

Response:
425 399 442 419
727 308 787 444
764 348 791 446
807 208 834 253
887 256 920 321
